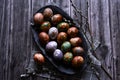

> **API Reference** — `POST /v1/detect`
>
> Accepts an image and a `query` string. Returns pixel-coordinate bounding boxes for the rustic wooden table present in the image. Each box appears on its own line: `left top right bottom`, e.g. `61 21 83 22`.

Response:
0 0 120 80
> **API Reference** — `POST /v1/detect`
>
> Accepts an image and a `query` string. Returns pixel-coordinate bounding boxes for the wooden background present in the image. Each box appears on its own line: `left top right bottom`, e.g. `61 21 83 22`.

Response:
0 0 120 80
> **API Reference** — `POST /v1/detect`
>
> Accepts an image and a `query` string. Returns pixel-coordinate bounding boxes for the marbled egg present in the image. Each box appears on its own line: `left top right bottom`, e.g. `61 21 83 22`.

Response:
46 41 57 53
48 27 58 40
61 41 71 53
53 49 63 61
67 27 79 38
33 13 44 25
70 37 82 47
34 53 45 65
43 8 53 20
72 47 84 56
51 14 63 25
39 32 49 44
57 32 67 44
63 52 73 63
72 56 84 68
40 21 51 32
57 22 69 32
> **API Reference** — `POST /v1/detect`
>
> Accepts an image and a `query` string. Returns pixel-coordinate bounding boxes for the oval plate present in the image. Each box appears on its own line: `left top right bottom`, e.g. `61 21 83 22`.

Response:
31 5 88 75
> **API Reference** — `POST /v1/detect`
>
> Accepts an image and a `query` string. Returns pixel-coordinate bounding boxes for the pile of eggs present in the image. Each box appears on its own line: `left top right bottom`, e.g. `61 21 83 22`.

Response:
33 8 85 68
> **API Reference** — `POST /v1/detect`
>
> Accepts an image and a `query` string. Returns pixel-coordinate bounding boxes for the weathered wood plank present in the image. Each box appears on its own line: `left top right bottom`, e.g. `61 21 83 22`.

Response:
0 0 119 80
88 0 113 80
109 0 120 80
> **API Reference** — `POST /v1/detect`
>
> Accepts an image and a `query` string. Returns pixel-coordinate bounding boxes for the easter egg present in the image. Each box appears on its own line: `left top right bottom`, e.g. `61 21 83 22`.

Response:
48 27 58 40
57 22 69 32
46 41 57 53
61 41 71 52
39 32 49 44
53 49 63 61
70 37 82 47
57 32 67 44
40 21 51 32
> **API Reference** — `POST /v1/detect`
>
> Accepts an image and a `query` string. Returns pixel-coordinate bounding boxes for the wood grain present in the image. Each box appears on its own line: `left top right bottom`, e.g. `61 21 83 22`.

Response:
0 0 119 80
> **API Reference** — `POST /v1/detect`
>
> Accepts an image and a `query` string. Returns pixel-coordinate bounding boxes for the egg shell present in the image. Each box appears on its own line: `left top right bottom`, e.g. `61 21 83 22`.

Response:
67 27 79 38
57 22 69 32
34 53 45 65
39 32 49 44
53 49 63 61
40 21 51 32
51 14 63 25
43 8 53 20
46 41 57 53
70 37 82 47
61 41 71 53
63 52 73 63
72 47 84 56
57 32 67 44
72 56 84 68
48 27 58 40
34 13 44 25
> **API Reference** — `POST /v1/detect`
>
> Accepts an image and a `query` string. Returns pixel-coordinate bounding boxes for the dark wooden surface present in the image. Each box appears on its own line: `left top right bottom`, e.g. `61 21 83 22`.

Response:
0 0 120 80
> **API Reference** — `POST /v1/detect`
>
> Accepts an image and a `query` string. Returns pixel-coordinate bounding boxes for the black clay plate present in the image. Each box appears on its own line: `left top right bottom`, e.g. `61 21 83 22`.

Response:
31 5 88 75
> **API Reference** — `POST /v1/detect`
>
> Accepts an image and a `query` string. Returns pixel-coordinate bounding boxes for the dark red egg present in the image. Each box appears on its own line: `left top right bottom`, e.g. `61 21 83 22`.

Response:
70 37 82 47
40 21 51 32
72 56 84 68
33 13 44 25
39 32 49 44
72 47 84 56
43 8 53 20
67 27 78 38
57 32 67 44
57 22 69 32
51 14 63 24
34 53 45 64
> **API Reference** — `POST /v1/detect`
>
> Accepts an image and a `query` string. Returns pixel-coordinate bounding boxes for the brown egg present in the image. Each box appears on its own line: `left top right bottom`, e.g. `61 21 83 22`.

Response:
57 22 69 32
73 47 84 56
40 21 51 32
33 13 44 24
43 8 53 20
72 56 84 68
39 32 49 44
34 53 45 64
57 32 67 44
51 14 63 24
67 27 78 38
70 37 82 47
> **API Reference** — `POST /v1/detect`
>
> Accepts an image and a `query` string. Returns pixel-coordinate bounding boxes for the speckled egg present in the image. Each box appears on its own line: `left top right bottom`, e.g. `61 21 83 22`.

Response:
70 37 82 47
67 27 79 38
33 13 44 25
46 41 57 53
39 32 49 44
48 27 58 40
63 52 73 63
61 41 71 53
51 14 63 25
53 49 63 61
57 22 69 32
72 56 84 68
40 21 51 32
57 32 67 44
73 47 84 56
